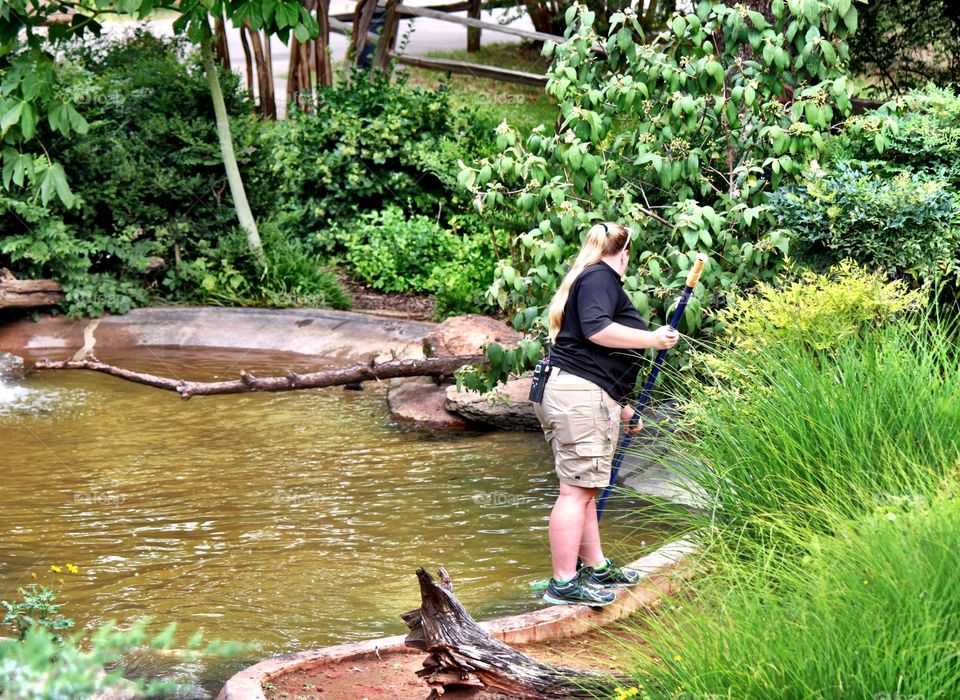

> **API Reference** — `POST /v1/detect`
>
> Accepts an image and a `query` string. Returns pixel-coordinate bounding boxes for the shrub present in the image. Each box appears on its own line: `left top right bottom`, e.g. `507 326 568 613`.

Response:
0 31 266 315
0 195 150 316
428 213 507 318
163 225 350 310
770 163 960 284
325 206 455 294
830 86 960 188
259 68 499 238
463 0 861 340
713 260 925 353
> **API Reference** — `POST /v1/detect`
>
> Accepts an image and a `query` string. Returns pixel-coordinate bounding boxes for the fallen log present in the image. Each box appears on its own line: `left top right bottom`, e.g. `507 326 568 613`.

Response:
402 568 620 699
0 271 64 309
34 354 486 400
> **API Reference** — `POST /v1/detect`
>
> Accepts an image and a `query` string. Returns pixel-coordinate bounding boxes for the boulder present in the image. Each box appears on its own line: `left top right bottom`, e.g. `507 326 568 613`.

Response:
444 377 540 431
387 377 467 429
0 351 25 381
423 314 522 358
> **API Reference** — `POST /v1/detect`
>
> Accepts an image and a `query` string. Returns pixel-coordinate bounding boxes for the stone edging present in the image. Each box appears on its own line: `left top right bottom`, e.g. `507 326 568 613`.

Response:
216 538 698 700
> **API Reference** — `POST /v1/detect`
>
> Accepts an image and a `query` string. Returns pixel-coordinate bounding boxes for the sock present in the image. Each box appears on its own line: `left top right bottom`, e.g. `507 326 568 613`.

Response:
587 559 609 572
553 574 576 586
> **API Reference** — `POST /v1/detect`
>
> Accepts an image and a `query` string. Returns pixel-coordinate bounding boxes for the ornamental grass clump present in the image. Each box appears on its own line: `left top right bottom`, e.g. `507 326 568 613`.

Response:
622 491 960 699
681 318 960 552
607 316 960 699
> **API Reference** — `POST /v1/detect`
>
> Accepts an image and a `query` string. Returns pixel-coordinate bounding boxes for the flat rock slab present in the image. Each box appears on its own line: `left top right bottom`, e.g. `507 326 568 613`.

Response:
445 376 540 431
0 307 436 366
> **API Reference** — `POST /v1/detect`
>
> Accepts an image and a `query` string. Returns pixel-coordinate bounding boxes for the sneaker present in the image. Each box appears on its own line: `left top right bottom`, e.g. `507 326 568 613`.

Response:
580 558 641 587
542 572 616 607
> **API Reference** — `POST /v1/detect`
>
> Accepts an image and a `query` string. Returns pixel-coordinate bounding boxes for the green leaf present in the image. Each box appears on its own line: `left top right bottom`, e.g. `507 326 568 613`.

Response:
19 101 35 140
671 15 686 37
1 101 22 135
843 7 857 33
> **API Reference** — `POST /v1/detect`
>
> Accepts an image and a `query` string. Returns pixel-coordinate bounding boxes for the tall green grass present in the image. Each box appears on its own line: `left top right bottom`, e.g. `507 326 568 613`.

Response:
622 492 960 698
679 318 960 554
606 319 960 699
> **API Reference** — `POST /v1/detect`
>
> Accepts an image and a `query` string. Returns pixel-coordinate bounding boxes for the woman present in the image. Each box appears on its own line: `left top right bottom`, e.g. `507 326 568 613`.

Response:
535 222 678 606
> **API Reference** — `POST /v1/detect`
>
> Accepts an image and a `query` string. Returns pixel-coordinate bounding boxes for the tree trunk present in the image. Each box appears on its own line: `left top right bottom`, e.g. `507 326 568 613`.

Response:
403 568 619 698
34 354 487 400
246 22 277 119
315 0 333 87
200 29 265 265
239 22 255 99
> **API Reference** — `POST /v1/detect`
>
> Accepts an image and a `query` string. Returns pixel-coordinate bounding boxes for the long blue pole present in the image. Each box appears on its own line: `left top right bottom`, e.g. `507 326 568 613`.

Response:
596 253 707 521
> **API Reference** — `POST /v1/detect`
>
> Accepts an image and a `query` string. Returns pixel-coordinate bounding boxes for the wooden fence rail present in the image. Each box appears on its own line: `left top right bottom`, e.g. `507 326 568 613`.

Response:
331 0 561 86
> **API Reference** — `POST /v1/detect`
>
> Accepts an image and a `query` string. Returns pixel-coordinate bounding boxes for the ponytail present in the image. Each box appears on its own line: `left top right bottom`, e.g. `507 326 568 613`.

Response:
547 222 630 342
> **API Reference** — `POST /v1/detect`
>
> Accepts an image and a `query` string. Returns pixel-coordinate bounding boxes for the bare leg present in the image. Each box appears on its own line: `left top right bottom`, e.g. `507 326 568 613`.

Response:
549 483 598 581
577 494 604 567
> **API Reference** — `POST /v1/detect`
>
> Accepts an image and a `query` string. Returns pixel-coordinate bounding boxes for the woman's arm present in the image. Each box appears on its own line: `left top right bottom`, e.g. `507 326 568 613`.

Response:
588 322 679 350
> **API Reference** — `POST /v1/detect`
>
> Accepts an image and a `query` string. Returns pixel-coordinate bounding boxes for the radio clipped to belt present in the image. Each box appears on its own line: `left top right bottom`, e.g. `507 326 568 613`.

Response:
528 357 552 403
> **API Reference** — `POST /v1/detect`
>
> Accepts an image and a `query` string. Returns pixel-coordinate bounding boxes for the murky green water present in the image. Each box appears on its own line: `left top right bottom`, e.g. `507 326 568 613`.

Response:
0 349 666 697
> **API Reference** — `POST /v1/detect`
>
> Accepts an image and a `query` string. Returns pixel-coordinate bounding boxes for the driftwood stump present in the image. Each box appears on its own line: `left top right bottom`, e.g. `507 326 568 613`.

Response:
0 270 63 309
402 568 618 699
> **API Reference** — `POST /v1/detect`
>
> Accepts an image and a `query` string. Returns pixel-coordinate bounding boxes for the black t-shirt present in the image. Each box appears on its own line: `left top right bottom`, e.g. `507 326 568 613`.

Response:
550 262 648 404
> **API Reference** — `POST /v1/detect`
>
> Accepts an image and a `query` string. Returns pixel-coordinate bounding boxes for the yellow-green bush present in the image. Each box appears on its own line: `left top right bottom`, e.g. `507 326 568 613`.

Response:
714 259 925 353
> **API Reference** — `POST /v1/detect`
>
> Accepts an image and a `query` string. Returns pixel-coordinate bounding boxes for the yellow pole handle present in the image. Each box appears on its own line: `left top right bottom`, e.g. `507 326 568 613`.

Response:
685 253 707 288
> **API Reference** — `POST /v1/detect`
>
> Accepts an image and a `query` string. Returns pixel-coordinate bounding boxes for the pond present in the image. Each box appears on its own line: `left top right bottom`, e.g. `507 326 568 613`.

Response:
0 349 667 698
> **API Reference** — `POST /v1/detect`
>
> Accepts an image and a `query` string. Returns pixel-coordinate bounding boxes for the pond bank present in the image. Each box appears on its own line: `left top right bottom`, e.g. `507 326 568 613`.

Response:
0 306 436 365
220 539 697 700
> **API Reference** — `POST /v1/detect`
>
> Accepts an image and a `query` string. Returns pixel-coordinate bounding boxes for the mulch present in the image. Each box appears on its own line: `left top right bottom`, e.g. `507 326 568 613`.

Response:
338 273 436 321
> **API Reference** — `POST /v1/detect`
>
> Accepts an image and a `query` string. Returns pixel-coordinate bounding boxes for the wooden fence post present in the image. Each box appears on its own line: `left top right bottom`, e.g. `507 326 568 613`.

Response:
373 0 399 72
350 0 379 66
467 0 481 52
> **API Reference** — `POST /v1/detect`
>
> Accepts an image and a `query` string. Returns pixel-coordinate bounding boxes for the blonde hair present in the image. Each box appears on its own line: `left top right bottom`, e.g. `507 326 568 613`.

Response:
547 222 631 342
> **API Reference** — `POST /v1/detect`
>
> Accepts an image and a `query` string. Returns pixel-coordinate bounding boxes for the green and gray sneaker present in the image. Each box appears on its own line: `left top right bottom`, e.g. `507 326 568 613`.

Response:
581 558 641 587
542 572 616 607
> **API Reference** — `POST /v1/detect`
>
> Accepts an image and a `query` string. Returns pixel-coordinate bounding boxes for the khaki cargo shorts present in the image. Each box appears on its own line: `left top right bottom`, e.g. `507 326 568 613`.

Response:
534 368 621 489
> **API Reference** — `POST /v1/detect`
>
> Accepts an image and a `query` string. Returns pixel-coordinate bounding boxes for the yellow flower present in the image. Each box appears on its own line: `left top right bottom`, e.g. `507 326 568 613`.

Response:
674 654 682 662
863 579 869 585
50 565 62 574
30 572 37 581
66 563 79 575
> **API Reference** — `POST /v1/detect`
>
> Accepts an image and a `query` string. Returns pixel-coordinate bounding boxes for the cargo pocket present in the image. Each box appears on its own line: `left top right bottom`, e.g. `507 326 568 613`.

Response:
575 441 609 474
